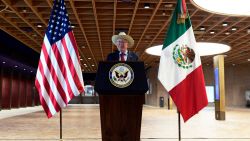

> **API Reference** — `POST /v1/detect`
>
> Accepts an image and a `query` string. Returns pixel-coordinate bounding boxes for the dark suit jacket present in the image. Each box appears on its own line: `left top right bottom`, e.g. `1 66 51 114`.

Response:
107 50 139 61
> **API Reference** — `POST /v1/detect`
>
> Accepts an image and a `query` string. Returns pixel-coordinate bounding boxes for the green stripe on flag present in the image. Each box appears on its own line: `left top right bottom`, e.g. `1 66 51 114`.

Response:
162 0 192 49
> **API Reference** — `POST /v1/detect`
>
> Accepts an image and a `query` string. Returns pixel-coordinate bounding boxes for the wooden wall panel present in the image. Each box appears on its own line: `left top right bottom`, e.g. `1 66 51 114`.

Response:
203 64 250 107
26 77 33 107
11 71 20 108
34 86 40 106
145 65 169 107
1 68 11 109
19 75 27 107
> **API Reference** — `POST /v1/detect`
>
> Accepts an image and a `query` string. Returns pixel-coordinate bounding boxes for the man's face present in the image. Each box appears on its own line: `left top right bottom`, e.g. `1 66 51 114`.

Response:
116 38 128 53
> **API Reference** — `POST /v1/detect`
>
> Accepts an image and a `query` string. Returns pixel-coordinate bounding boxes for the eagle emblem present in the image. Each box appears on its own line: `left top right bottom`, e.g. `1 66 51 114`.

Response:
109 63 134 88
173 44 195 69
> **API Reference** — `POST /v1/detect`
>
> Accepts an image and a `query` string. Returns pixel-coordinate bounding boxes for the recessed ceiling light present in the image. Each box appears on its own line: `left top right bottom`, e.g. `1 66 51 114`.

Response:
92 64 95 66
210 31 215 34
14 65 18 68
222 22 228 26
232 64 235 66
32 34 37 37
145 42 231 57
84 63 87 66
206 63 209 66
247 59 250 61
88 57 91 60
30 71 33 72
164 4 173 8
225 32 230 35
247 28 250 34
200 26 206 31
71 25 76 28
162 11 166 16
37 24 42 28
22 9 27 13
80 58 83 61
231 27 237 31
190 0 250 16
144 3 150 9
24 69 26 70
2 61 6 64
82 46 85 48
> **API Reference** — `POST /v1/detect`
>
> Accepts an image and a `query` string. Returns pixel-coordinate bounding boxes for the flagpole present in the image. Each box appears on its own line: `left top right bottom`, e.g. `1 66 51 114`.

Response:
60 109 62 140
178 111 181 141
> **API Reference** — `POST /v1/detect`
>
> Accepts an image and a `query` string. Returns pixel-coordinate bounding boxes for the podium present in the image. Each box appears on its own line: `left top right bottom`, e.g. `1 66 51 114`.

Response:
95 61 148 141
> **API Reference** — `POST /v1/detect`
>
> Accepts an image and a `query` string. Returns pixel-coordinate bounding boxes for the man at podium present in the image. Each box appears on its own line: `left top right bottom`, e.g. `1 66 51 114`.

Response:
107 32 138 61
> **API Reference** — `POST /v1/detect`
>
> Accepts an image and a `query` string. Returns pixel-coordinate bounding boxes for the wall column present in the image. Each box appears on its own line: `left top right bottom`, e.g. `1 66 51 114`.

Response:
213 55 226 120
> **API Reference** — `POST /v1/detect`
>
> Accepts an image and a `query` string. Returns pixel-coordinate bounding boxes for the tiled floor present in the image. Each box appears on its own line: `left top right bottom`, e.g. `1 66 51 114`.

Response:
0 105 250 141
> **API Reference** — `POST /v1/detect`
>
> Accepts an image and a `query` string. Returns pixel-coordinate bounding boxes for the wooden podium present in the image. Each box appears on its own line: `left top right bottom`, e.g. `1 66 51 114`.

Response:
95 61 148 141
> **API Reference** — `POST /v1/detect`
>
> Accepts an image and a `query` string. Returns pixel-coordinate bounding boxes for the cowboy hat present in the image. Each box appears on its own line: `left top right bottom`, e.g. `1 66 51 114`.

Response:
112 32 134 48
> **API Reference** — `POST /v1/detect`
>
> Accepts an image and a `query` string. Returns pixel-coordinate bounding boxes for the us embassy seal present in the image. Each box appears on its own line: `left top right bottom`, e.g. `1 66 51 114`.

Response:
173 44 195 69
109 63 134 88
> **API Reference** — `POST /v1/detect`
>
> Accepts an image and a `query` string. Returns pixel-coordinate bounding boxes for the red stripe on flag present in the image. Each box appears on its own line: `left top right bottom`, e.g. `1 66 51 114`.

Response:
41 43 68 104
68 31 82 67
169 66 208 122
66 32 84 92
61 33 84 93
35 79 52 118
38 53 61 113
51 42 75 100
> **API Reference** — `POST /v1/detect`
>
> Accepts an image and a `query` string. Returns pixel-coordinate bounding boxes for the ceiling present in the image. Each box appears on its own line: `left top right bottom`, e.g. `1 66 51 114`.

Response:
0 0 250 72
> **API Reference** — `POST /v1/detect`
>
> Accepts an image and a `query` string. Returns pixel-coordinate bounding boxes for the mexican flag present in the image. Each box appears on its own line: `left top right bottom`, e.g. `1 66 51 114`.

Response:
158 0 208 122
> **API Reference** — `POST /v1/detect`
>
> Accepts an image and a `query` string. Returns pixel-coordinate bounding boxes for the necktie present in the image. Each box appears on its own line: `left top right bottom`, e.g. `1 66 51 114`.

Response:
120 53 125 61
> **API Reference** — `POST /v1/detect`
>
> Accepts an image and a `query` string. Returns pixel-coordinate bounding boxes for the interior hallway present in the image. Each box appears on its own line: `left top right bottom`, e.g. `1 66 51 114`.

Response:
0 105 250 141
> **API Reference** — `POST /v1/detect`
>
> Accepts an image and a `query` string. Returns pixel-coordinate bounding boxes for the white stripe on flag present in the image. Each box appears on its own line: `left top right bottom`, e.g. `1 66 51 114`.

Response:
55 34 80 96
36 69 57 115
64 33 84 88
40 45 66 108
44 36 71 102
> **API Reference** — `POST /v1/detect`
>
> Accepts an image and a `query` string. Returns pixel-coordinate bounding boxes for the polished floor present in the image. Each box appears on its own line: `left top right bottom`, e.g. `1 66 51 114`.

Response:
0 104 250 141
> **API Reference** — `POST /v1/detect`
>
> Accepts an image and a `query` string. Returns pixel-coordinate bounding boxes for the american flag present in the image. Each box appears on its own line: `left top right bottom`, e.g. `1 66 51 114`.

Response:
35 0 84 118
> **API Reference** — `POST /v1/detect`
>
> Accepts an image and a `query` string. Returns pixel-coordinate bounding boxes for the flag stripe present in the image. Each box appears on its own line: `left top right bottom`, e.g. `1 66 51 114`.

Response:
42 42 68 105
56 36 80 97
44 36 73 102
35 79 54 118
169 66 208 122
51 43 72 101
67 32 84 88
62 33 84 94
63 33 83 91
41 40 67 107
36 64 59 113
39 47 66 109
52 42 75 101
